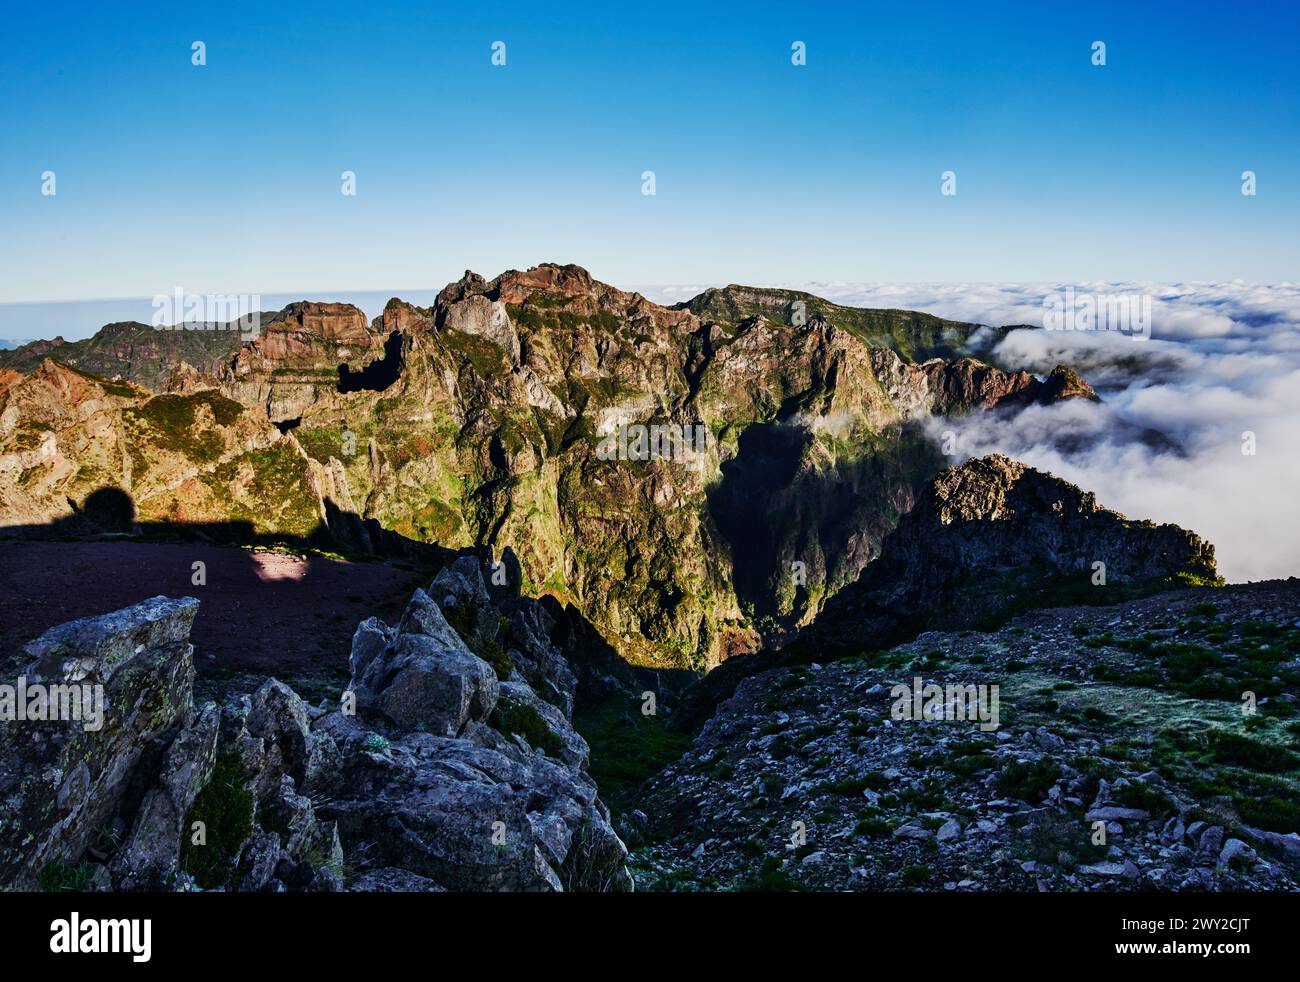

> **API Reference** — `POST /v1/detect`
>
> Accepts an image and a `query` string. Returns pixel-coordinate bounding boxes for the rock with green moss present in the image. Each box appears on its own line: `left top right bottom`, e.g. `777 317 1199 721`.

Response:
0 596 200 890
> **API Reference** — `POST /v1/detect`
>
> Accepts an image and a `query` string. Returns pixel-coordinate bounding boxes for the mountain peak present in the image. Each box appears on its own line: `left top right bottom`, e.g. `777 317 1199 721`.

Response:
438 263 608 309
1040 364 1100 402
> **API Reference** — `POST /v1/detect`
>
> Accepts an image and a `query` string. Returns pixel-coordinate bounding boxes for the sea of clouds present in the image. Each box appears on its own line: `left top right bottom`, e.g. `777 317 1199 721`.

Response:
778 281 1299 584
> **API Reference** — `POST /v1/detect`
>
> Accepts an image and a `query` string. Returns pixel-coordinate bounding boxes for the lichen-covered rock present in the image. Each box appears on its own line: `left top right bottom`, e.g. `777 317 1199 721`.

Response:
110 701 220 890
0 596 200 889
306 711 630 892
429 555 500 642
352 591 499 736
349 616 393 679
637 581 1300 893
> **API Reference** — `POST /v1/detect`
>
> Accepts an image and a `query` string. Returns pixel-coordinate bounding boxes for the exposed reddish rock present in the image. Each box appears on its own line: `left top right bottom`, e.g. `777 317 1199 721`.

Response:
222 302 389 422
162 360 220 394
1037 364 1100 403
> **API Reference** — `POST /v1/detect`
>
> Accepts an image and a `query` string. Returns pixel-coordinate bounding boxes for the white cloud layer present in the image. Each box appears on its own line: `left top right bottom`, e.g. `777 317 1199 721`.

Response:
793 281 1300 584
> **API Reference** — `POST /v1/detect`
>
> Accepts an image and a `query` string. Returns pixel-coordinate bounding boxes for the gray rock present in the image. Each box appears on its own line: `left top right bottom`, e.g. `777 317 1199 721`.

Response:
429 556 499 642
349 617 392 679
1218 838 1256 868
440 294 520 366
892 824 933 840
351 868 446 892
306 712 630 891
0 597 200 889
110 702 220 889
21 595 199 686
1242 827 1300 859
351 620 498 736
1078 861 1130 877
234 831 284 892
496 681 588 768
1085 807 1149 822
3 578 633 895
247 679 313 786
1198 825 1225 860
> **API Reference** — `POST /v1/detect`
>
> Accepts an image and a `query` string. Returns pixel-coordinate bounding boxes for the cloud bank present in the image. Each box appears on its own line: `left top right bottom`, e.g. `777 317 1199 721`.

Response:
797 281 1300 584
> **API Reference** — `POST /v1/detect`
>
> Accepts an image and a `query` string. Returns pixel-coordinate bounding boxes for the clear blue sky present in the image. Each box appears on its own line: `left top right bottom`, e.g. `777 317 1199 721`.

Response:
2 0 1297 306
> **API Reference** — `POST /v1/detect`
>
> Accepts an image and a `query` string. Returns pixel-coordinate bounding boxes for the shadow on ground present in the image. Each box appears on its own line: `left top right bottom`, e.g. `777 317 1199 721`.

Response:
0 486 445 683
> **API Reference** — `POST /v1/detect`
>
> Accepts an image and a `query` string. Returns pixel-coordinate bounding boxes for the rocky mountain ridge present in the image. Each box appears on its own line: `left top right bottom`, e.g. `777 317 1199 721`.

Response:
0 264 1101 672
678 454 1220 727
0 321 250 392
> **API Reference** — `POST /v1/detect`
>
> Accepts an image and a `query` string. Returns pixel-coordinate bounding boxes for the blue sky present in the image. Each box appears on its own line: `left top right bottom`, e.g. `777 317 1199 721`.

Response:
1 0 1297 320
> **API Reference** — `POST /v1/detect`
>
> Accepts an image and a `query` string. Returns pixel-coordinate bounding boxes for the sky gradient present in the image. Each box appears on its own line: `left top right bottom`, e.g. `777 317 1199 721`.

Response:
2 0 1297 309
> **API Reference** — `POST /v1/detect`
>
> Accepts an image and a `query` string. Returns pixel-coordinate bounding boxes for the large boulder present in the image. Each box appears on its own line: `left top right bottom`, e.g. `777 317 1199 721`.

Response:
306 711 630 892
350 590 499 736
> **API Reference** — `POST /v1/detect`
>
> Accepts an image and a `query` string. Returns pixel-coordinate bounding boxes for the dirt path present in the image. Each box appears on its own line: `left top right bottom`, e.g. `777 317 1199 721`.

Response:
0 540 426 679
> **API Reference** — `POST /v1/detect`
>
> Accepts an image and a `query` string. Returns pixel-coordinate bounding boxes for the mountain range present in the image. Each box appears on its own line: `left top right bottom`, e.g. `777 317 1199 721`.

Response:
1 263 1107 671
3 263 1296 895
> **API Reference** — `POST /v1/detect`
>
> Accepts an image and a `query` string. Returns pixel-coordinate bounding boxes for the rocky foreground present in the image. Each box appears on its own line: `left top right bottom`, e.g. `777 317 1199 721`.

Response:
631 581 1300 891
0 556 631 892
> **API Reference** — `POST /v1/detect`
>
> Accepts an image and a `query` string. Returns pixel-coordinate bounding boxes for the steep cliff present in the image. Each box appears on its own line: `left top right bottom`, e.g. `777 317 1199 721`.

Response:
677 454 1220 727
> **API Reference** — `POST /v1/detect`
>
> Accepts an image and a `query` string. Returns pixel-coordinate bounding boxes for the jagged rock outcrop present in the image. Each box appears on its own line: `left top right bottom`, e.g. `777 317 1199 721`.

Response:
0 557 632 892
221 302 392 423
1035 365 1099 403
0 597 206 889
309 554 630 890
162 360 221 394
0 597 346 892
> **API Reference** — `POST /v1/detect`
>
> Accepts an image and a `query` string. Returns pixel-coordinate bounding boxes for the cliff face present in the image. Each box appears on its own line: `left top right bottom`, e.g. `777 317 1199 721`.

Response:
676 454 1220 727
0 359 323 538
807 453 1219 649
222 302 395 423
0 265 1099 670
